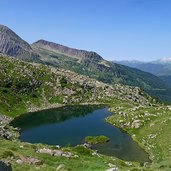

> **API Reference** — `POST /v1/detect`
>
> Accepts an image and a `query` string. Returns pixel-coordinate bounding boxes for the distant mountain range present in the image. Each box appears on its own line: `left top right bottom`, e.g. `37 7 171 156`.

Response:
116 59 171 87
117 59 171 75
0 24 170 102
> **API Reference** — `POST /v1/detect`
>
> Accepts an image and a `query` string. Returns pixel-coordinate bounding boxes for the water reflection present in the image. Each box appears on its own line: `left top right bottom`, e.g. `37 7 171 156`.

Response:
11 105 150 163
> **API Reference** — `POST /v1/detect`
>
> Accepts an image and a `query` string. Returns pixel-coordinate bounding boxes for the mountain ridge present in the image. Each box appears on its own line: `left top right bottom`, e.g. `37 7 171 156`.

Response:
117 58 171 76
0 24 169 98
0 24 39 61
32 39 103 61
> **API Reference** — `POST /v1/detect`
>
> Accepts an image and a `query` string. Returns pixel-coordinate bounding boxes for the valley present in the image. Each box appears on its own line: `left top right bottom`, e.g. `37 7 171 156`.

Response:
117 59 171 103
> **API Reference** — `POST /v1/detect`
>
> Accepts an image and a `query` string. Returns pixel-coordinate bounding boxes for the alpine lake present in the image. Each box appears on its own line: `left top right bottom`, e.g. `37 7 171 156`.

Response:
10 105 150 163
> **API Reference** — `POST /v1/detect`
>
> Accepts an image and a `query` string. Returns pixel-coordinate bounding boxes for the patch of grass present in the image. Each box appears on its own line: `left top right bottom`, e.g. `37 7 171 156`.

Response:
0 139 138 171
107 102 171 170
85 135 110 144
1 150 15 158
73 145 92 156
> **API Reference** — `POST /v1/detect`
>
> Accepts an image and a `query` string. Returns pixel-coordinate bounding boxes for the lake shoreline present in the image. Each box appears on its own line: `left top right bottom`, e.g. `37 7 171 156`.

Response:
27 102 105 115
11 105 149 163
105 110 152 164
1 102 154 168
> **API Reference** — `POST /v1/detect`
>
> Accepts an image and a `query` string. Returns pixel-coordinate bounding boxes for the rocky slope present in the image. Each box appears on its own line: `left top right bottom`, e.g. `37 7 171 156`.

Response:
32 40 167 91
116 59 171 103
32 39 103 61
0 25 168 100
0 53 153 117
0 25 39 61
107 102 171 170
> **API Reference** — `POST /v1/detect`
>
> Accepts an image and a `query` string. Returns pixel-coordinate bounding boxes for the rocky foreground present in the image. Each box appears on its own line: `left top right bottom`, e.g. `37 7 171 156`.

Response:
0 115 19 141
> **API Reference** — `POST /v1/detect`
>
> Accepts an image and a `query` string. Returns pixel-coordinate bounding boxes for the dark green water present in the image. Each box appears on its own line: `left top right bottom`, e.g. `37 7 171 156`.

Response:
11 105 149 162
0 161 12 171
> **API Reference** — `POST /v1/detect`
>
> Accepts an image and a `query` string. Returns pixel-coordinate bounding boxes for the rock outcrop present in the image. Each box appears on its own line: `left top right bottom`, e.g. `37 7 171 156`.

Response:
32 39 103 61
0 25 39 61
0 114 19 140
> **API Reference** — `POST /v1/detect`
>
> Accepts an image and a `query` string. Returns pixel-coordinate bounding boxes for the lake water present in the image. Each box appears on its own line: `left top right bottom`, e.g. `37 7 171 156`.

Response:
0 161 12 171
11 105 149 163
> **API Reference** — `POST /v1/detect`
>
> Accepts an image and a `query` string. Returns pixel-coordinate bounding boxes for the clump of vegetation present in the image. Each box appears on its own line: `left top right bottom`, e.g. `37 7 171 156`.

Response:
84 135 110 144
73 145 92 155
1 150 14 158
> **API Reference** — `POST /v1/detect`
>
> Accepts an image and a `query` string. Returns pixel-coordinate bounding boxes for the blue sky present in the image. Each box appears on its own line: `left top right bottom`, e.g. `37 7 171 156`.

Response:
0 0 171 61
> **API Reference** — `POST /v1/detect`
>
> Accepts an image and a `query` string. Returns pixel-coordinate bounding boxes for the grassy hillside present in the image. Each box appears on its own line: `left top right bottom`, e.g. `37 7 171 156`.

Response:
159 75 171 87
0 53 151 117
107 102 171 170
32 45 166 91
147 89 171 104
0 25 169 103
0 55 171 170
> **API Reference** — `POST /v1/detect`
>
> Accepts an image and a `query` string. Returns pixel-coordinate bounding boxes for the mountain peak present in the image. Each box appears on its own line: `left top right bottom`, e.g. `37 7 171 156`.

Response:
0 24 9 30
0 24 33 57
32 39 103 61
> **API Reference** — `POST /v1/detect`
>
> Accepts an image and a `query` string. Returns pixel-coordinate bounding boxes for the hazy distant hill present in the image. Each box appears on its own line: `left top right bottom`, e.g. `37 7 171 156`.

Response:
117 59 171 87
117 59 171 76
116 60 145 68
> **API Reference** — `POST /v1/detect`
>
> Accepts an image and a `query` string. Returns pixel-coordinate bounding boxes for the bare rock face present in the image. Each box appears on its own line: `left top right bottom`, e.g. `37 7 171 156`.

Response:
32 39 103 61
0 25 39 61
0 114 20 141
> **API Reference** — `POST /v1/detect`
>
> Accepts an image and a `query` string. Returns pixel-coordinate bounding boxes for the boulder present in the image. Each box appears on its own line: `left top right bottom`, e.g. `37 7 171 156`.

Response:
56 164 66 170
37 148 53 155
53 150 63 157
